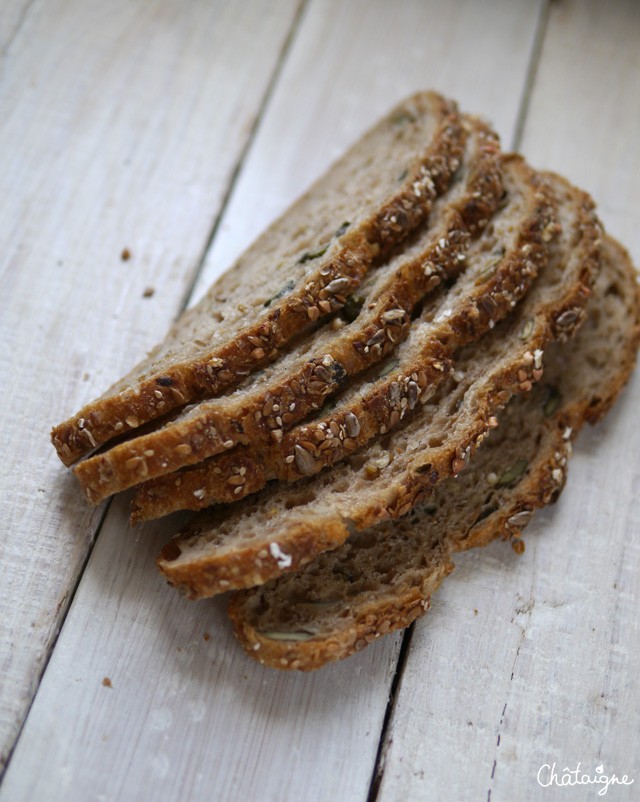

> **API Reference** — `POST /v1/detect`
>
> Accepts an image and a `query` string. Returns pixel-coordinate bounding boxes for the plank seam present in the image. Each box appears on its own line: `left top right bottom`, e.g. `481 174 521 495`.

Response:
0 1 309 782
365 7 553 796
485 595 534 802
176 0 310 317
0 0 38 55
0 501 111 781
366 626 415 802
511 0 551 151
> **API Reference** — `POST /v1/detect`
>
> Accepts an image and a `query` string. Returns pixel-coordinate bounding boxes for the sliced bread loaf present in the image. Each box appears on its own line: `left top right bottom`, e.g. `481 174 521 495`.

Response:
227 235 640 670
131 155 554 520
156 171 601 598
52 92 464 466
74 117 505 504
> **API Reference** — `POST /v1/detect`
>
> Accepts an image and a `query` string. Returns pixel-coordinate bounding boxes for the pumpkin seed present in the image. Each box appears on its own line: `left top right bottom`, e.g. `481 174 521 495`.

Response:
259 630 318 642
334 221 350 238
543 385 561 417
342 294 365 322
378 358 399 378
263 278 295 307
496 459 528 488
297 243 329 265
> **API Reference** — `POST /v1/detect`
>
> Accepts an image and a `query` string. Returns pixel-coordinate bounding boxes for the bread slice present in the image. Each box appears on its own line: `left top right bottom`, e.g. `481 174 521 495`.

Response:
227 235 640 670
156 172 601 598
131 155 553 521
52 92 464 467
73 117 505 504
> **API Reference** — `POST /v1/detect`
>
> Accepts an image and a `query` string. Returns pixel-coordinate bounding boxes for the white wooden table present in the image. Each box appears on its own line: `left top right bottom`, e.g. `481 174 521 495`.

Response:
1 1 639 799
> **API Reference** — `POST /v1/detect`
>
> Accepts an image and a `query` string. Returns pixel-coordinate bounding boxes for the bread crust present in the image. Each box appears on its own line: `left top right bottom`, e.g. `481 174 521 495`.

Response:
52 92 464 466
227 235 639 670
156 172 602 598
131 156 554 520
74 117 505 504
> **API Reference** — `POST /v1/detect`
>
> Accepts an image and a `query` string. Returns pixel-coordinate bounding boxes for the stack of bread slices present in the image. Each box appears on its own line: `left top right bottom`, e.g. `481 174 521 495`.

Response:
52 92 640 671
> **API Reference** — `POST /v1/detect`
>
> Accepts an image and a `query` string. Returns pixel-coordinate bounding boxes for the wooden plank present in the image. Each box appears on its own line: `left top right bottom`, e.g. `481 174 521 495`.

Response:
0 0 301 771
376 1 640 799
0 1 544 799
191 0 547 301
0 0 32 51
1 503 405 802
520 0 640 267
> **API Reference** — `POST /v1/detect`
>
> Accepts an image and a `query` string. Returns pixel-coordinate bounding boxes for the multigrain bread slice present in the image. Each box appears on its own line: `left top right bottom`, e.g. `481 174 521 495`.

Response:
227 236 640 670
131 155 554 521
92 152 549 509
52 92 464 466
73 118 505 504
156 172 601 598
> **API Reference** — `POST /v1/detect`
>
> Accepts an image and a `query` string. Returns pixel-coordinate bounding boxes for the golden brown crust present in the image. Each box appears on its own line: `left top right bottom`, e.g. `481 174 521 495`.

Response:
157 516 350 599
156 172 602 599
76 119 506 505
228 234 639 670
228 563 454 671
52 93 464 466
577 238 640 426
131 154 551 520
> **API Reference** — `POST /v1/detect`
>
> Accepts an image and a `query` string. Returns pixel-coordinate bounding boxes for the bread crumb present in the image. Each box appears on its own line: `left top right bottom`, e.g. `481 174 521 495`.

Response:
143 287 155 298
102 677 113 688
512 539 525 555
203 632 211 642
121 248 131 261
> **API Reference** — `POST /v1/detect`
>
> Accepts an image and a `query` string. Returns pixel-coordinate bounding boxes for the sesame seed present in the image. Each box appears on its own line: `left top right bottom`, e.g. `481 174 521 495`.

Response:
269 542 292 569
533 349 544 370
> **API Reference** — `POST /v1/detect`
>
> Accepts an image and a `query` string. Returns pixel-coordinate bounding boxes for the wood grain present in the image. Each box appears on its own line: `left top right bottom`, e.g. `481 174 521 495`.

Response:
0 0 545 798
0 0 33 53
521 0 640 264
191 0 547 303
0 0 300 771
376 1 640 799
